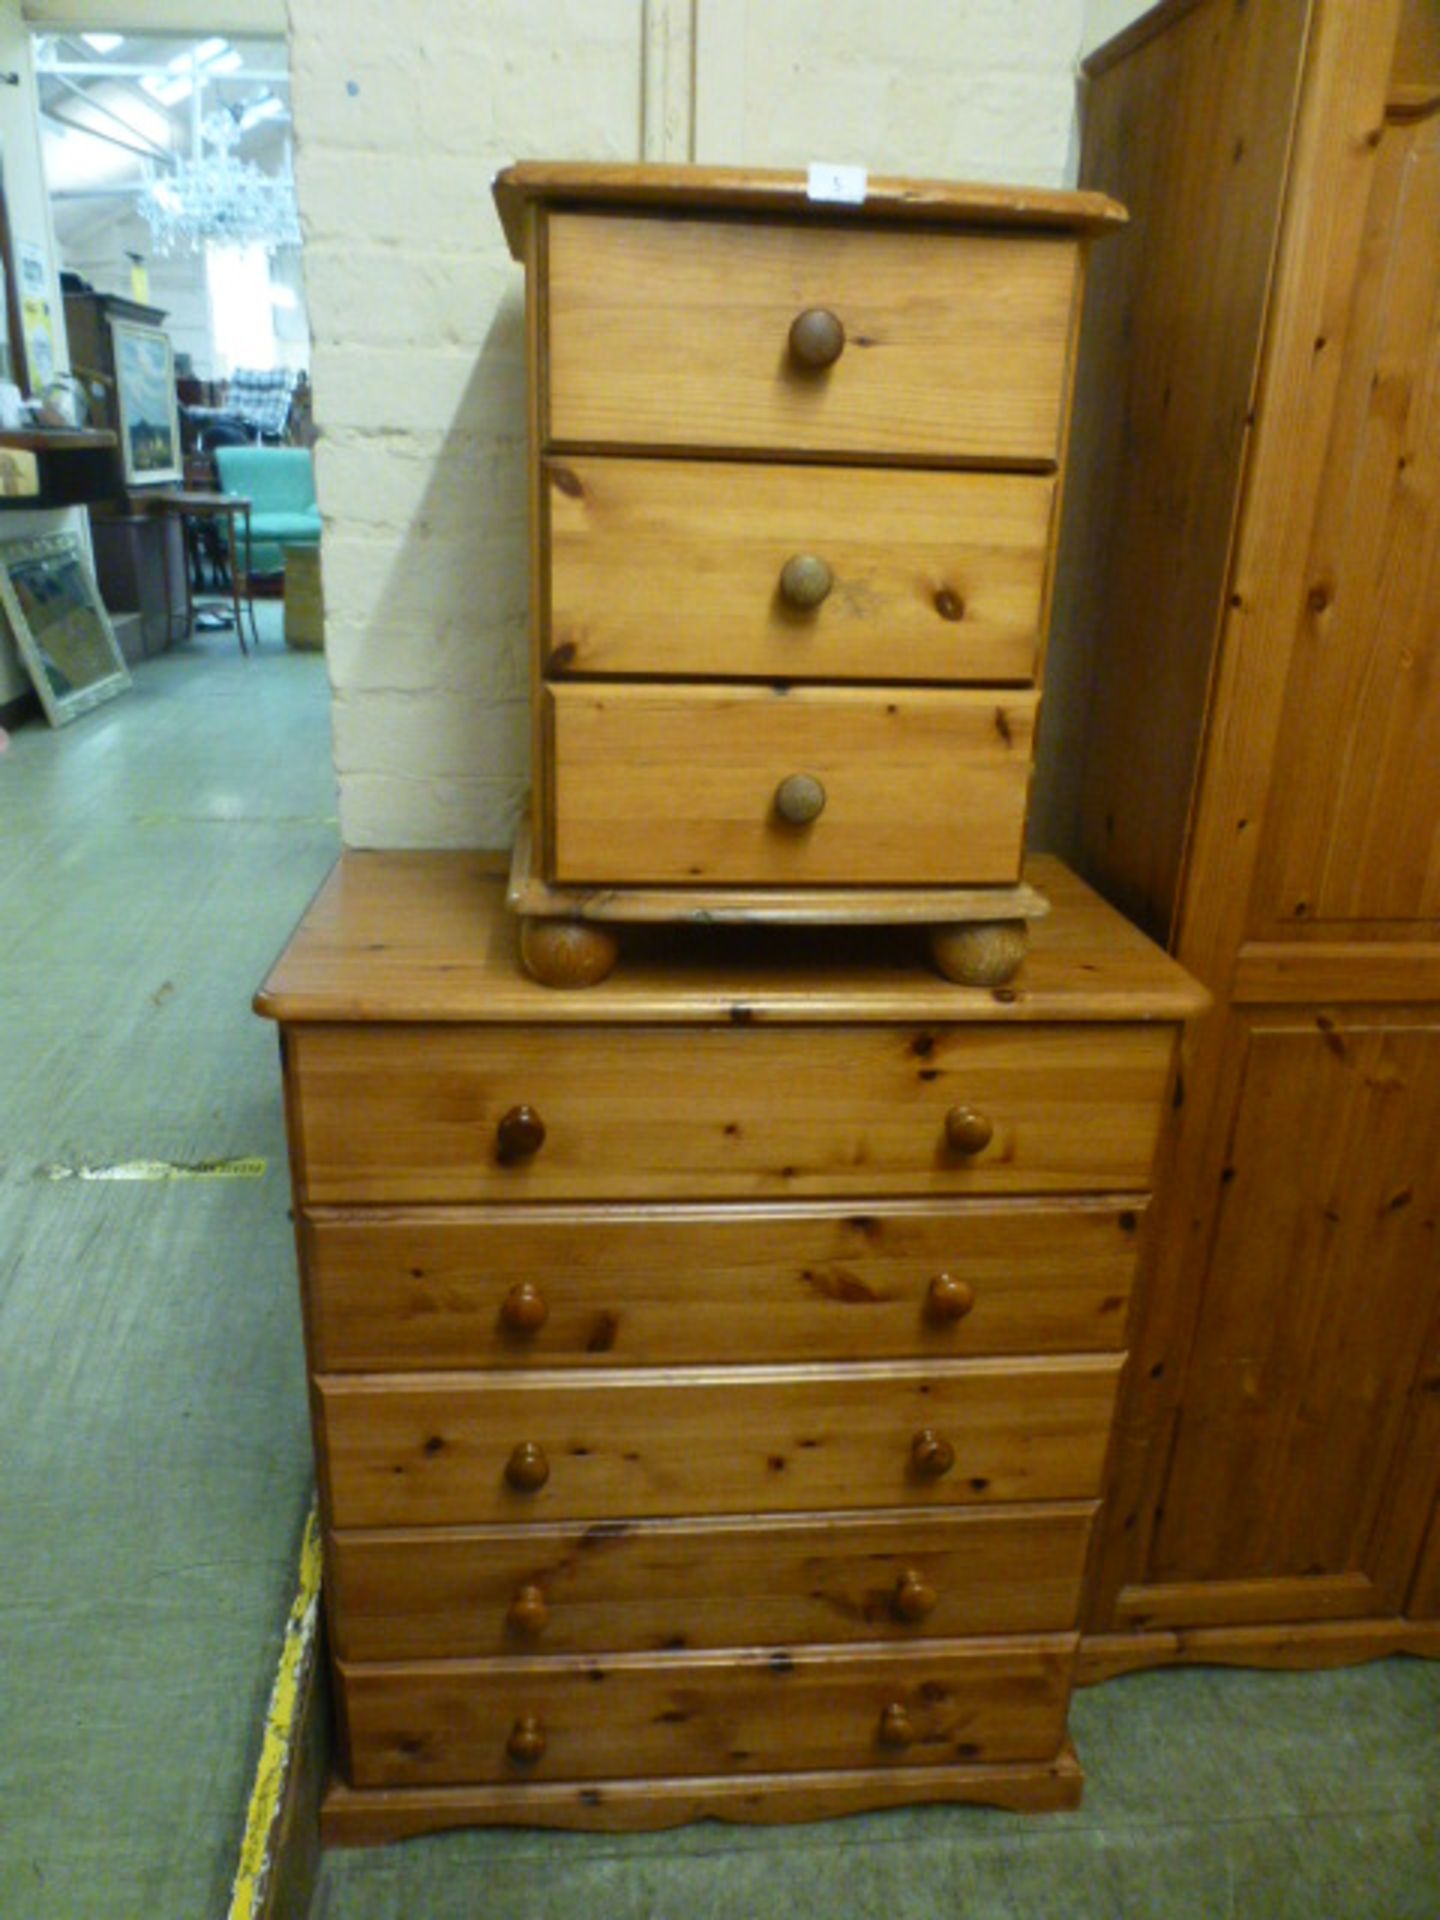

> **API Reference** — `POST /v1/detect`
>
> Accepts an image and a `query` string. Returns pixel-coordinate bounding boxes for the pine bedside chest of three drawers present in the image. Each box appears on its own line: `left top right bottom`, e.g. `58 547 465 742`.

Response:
490 163 1126 990
256 852 1206 1841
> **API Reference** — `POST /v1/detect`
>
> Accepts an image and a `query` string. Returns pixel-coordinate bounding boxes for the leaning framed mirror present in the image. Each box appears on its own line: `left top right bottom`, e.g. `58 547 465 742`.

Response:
0 531 130 726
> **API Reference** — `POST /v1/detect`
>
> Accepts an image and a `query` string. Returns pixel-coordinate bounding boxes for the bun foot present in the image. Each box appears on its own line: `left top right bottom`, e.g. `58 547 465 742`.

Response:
520 916 619 989
929 919 1028 988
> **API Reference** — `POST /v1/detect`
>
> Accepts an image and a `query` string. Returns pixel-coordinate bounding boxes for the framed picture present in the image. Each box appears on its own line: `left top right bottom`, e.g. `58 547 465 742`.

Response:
0 532 130 727
111 317 181 486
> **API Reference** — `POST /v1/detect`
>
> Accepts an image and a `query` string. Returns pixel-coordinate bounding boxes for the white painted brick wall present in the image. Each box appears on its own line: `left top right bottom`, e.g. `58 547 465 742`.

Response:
695 0 1085 184
289 0 1091 847
290 0 640 846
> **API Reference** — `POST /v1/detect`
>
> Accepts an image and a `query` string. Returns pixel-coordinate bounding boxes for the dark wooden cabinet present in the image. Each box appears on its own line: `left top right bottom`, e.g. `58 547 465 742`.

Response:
62 290 167 442
89 511 186 652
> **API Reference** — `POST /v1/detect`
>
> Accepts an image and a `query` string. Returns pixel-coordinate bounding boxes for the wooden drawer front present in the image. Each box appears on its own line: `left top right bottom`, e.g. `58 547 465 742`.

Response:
339 1637 1074 1787
289 1023 1172 1205
545 459 1054 684
547 684 1038 887
329 1505 1095 1660
303 1199 1143 1371
316 1357 1123 1528
545 213 1079 464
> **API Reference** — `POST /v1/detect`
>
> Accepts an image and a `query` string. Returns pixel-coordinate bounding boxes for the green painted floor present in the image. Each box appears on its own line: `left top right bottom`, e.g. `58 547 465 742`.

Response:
0 607 337 1918
5 610 1438 1918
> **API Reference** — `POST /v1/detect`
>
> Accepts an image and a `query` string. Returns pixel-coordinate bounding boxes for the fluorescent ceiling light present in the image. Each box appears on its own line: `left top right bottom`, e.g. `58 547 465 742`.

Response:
208 50 243 75
194 38 230 66
146 74 194 106
81 32 124 54
240 95 286 129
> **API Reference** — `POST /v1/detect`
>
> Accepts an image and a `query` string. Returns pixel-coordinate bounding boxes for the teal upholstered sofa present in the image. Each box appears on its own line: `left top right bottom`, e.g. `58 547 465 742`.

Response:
214 446 321 578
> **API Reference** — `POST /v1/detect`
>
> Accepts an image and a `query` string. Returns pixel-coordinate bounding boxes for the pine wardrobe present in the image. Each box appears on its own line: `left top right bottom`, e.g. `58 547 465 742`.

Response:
1038 0 1440 1672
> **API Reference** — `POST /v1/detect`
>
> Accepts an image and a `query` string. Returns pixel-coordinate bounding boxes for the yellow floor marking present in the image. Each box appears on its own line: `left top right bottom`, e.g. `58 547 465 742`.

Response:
227 1499 323 1920
43 1156 268 1181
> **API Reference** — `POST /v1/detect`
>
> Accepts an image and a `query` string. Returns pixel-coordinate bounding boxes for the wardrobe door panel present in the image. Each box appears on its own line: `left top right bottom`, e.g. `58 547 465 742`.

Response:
1253 118 1440 934
1137 1014 1440 1620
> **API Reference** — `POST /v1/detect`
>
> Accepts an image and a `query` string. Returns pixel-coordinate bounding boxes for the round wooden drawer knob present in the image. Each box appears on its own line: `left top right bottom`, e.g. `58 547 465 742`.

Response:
507 1715 547 1764
775 772 827 825
911 1428 956 1480
500 1282 549 1335
506 1583 551 1637
926 1273 976 1324
877 1702 915 1749
892 1569 939 1622
779 553 833 611
505 1441 550 1493
944 1104 994 1156
496 1104 546 1163
789 306 846 370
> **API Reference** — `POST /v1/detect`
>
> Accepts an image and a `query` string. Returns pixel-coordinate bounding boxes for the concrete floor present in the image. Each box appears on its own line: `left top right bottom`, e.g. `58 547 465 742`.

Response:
3 610 1438 1918
313 1655 1440 1918
0 608 337 1918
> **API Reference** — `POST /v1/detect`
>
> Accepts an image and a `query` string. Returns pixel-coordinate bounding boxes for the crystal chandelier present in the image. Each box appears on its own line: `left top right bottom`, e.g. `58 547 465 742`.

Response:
138 108 301 253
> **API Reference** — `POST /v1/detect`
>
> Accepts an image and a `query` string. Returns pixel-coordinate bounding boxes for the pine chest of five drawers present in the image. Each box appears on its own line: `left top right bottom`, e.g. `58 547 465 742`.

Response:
258 852 1204 1840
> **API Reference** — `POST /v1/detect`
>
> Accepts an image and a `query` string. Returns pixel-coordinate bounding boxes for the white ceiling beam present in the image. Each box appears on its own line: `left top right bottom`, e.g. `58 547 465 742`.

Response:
43 71 173 157
38 60 290 82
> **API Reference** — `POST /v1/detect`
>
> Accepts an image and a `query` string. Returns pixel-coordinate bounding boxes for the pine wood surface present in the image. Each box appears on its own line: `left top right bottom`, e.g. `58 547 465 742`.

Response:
1249 112 1440 932
1077 1619 1440 1685
1040 0 1311 939
492 160 1126 258
1232 942 1440 1002
1143 1016 1440 1600
301 1197 1143 1372
283 545 324 652
1113 1572 1381 1632
1392 0 1440 96
326 1504 1096 1661
545 213 1078 465
336 1636 1075 1788
1072 0 1440 1656
524 206 553 912
286 1019 1173 1205
1410 1504 1440 1618
316 1356 1123 1529
543 456 1053 684
1167 0 1404 994
320 1744 1085 1842
255 853 1206 1026
509 815 1052 927
546 682 1038 886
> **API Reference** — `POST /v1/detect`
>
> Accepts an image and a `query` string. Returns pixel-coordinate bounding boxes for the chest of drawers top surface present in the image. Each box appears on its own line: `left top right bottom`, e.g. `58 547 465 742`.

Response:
255 853 1203 1029
492 162 1128 257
